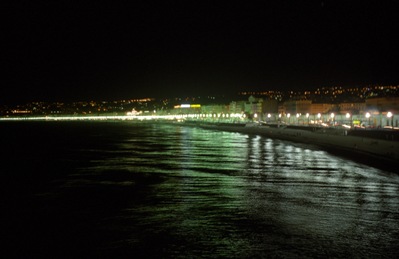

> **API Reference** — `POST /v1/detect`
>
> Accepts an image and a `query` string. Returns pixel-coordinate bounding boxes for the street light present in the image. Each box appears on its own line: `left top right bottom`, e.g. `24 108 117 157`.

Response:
346 113 351 127
330 113 335 126
267 113 271 124
365 112 371 127
387 111 393 127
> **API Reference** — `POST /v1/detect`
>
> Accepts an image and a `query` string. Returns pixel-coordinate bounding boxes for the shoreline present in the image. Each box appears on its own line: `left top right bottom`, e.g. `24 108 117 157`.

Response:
2 119 398 172
184 121 399 172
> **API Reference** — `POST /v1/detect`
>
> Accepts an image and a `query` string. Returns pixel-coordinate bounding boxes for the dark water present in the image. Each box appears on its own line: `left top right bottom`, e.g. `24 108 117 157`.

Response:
2 121 399 258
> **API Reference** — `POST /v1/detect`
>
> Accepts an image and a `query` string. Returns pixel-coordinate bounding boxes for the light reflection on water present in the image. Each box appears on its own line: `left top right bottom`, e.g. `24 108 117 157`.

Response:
3 122 398 257
69 123 399 257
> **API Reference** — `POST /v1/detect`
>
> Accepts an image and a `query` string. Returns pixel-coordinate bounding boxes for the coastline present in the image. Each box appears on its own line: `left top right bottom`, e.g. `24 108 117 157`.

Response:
2 118 398 172
183 121 399 172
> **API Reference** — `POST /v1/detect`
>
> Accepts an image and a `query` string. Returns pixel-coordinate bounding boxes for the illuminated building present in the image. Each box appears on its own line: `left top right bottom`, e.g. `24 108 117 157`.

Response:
283 100 312 114
365 97 399 113
339 102 366 115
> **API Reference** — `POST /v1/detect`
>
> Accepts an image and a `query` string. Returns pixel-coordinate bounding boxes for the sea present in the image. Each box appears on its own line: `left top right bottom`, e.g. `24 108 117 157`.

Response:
2 121 399 258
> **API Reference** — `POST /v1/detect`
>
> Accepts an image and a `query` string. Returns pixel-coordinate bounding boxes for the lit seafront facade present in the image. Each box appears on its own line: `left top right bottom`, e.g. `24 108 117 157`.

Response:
1 110 398 128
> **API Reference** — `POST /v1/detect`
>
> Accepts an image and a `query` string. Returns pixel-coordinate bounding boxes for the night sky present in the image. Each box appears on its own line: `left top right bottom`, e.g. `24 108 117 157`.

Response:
3 1 399 104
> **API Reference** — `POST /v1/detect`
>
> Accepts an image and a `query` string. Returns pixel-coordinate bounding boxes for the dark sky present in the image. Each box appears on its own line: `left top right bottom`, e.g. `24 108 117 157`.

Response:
3 1 399 104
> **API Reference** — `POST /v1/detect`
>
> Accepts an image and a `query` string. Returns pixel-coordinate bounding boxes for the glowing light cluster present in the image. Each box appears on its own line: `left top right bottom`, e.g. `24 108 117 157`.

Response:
174 104 201 109
0 115 189 121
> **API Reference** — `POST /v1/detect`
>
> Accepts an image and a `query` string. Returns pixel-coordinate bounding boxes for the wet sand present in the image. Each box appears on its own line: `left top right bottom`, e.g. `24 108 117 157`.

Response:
194 122 399 172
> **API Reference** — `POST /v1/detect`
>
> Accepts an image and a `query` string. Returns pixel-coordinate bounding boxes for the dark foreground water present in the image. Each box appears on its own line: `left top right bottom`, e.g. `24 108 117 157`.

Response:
2 121 399 258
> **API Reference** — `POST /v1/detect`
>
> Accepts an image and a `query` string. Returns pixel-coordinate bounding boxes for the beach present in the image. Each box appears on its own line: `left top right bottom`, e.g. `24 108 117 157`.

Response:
189 122 399 172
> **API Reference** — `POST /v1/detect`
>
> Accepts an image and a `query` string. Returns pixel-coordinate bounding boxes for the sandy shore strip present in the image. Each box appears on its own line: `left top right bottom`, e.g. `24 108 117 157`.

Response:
192 122 399 172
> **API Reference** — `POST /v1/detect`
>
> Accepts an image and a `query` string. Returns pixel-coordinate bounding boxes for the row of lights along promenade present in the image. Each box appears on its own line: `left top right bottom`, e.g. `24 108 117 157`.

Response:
181 111 398 129
1 111 397 130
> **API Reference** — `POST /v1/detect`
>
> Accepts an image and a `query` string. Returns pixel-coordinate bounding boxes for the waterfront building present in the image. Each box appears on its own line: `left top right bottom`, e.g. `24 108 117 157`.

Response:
309 103 333 115
262 99 279 114
244 100 262 116
243 96 263 117
339 102 366 115
283 100 312 114
366 97 399 113
173 104 202 114
200 104 229 115
229 101 246 114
